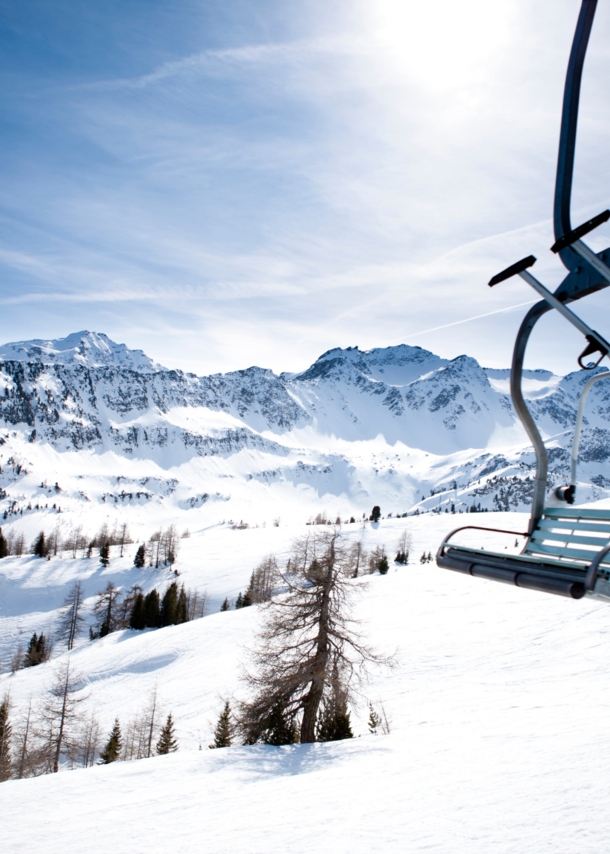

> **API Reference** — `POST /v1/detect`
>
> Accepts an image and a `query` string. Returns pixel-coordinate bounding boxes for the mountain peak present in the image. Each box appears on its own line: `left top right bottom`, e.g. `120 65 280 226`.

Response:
0 331 163 372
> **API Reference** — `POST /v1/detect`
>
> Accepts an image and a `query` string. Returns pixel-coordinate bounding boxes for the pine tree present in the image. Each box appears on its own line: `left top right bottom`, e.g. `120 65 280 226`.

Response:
156 713 178 754
261 700 298 746
316 678 353 742
0 696 12 781
242 590 252 607
378 555 389 575
133 544 146 568
160 582 179 626
99 542 110 567
209 701 234 749
33 531 48 558
129 591 146 630
368 702 382 735
235 592 244 609
370 506 381 523
0 527 8 560
24 632 47 667
220 597 230 612
177 585 188 624
99 718 122 764
143 589 160 628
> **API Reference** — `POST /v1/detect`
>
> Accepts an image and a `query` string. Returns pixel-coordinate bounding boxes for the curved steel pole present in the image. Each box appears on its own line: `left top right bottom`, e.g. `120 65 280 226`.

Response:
570 369 610 487
554 0 598 272
510 300 552 534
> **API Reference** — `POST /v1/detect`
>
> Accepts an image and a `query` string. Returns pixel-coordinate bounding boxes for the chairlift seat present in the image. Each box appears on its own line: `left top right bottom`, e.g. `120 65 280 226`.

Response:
436 507 610 601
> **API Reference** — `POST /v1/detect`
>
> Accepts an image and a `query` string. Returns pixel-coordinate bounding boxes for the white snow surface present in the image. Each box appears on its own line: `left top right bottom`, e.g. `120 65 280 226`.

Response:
2 514 610 853
0 330 163 372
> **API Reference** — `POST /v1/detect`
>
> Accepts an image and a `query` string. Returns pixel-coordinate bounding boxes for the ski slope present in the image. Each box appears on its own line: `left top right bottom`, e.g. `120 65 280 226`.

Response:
2 513 610 853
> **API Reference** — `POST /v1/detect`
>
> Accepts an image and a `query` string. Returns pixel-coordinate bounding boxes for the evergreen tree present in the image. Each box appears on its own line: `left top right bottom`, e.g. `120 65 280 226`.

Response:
0 527 8 560
378 555 389 575
370 506 381 523
235 592 244 609
133 544 146 568
220 597 230 612
99 542 110 567
33 531 48 558
209 701 234 749
0 696 12 781
242 590 252 607
156 713 178 754
368 702 382 735
143 589 160 628
261 700 298 746
99 718 122 764
177 585 188 624
316 679 353 742
24 632 47 667
160 582 179 627
129 591 146 630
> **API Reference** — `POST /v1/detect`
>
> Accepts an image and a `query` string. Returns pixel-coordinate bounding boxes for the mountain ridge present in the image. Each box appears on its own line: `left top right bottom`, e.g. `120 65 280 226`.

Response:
0 330 609 537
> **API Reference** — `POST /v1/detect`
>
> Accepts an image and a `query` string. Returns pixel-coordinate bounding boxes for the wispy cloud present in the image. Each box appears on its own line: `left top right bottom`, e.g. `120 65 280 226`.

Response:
1 0 610 377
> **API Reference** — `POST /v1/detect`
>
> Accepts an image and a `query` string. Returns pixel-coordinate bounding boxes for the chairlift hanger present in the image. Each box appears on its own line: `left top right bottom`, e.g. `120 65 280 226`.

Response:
436 0 610 602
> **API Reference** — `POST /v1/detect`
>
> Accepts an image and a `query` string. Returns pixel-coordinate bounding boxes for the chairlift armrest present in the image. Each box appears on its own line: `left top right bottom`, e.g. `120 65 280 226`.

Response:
551 210 610 254
437 525 530 559
585 542 610 591
488 256 537 287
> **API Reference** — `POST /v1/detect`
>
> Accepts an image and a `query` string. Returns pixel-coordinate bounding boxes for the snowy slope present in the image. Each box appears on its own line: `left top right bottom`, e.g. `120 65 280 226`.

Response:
2 514 610 853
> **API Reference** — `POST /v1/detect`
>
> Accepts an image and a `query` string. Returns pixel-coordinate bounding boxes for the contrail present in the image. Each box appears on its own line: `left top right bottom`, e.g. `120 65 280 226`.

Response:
405 299 537 339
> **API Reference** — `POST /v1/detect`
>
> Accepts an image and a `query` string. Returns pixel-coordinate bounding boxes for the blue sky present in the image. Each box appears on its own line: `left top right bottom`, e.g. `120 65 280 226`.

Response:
2 0 610 376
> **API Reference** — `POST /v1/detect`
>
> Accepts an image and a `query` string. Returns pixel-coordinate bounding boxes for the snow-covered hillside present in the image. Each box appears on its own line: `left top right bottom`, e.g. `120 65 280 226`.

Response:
1 330 609 554
2 514 610 853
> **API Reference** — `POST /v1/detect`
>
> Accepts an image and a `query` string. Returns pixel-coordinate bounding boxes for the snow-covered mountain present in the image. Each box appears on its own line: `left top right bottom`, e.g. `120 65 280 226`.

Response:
0 330 609 544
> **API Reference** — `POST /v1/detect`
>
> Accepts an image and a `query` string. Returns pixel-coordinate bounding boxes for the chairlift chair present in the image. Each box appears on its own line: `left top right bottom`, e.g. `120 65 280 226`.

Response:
436 0 610 601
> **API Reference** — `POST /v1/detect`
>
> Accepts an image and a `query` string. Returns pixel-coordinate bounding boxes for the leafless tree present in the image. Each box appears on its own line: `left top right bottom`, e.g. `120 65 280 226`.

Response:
93 582 121 636
246 556 280 604
350 541 366 578
185 588 207 621
70 713 101 768
239 529 387 745
115 584 142 629
40 659 88 772
10 643 24 673
367 545 386 574
395 529 412 563
57 581 86 650
119 522 129 557
14 699 47 778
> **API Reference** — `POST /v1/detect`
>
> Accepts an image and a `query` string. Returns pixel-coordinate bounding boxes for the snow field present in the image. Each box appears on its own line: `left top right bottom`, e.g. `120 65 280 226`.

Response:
2 513 610 851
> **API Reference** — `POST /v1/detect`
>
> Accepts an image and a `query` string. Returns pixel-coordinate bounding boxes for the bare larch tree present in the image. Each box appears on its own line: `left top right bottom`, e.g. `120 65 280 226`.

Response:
41 659 88 772
57 581 86 650
239 529 386 744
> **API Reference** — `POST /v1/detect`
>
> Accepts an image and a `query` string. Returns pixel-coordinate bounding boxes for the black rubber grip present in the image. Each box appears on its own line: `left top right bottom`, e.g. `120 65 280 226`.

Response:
488 255 537 287
551 209 610 253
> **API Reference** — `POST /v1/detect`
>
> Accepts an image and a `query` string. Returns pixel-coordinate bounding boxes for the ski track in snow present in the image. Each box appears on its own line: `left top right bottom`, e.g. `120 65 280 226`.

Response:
2 513 610 853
